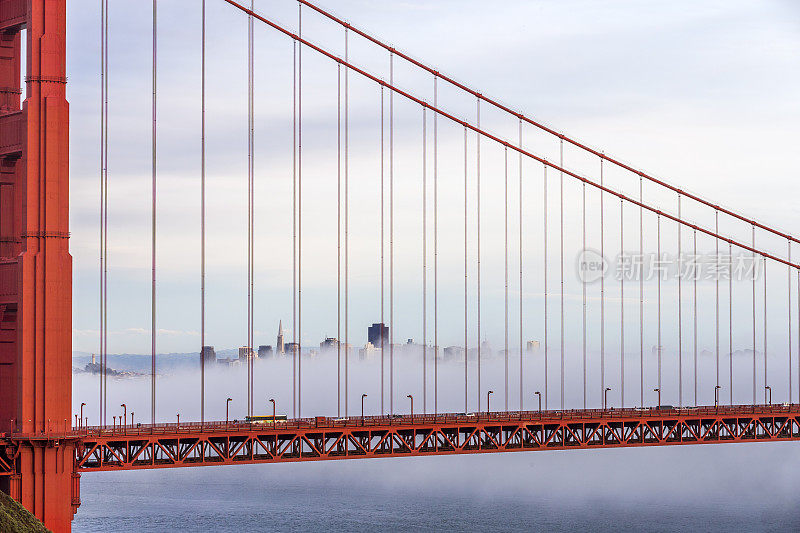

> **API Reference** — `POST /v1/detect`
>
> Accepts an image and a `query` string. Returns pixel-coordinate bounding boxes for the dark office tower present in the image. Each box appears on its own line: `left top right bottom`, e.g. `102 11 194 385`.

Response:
368 323 389 348
258 345 273 358
202 346 216 365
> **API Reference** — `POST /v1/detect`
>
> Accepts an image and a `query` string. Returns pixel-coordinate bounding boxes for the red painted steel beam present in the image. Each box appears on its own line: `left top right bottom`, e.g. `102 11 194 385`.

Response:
46 404 800 472
297 0 798 247
0 0 76 530
222 0 800 271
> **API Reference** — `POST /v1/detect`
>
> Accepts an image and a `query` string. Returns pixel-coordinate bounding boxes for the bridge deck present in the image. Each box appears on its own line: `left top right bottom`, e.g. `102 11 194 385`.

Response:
4 404 798 474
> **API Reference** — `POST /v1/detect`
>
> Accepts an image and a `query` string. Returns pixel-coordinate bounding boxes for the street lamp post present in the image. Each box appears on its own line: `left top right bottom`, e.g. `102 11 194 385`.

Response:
269 398 276 421
121 404 127 428
765 386 772 405
714 385 721 408
361 393 368 426
534 391 542 415
131 412 134 428
487 390 494 415
226 398 233 427
604 387 612 410
653 388 661 408
80 403 86 428
407 394 413 422
177 413 180 427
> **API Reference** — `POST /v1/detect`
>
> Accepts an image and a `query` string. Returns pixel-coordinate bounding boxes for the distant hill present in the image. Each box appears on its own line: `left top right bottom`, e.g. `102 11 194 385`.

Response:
72 349 238 373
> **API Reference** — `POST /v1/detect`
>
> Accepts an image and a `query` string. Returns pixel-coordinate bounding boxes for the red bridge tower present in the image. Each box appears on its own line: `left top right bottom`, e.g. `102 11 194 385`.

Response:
0 0 75 530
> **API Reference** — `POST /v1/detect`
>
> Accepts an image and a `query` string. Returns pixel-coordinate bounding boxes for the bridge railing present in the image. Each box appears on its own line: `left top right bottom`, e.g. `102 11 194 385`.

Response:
53 403 798 440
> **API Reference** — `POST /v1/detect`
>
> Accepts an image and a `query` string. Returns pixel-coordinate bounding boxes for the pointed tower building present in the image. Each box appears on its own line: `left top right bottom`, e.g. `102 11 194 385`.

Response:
277 320 285 355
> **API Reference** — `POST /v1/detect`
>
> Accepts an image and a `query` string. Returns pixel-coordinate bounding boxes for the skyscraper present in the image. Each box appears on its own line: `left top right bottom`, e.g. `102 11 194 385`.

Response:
201 345 216 365
276 320 285 355
368 323 389 348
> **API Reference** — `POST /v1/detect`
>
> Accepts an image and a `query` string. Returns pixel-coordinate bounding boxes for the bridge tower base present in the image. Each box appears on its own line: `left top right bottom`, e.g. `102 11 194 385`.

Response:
0 0 75 531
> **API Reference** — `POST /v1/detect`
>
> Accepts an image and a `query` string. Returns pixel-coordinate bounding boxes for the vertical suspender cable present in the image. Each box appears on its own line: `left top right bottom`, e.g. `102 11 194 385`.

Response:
99 0 104 426
380 85 385 414
715 212 720 396
344 29 349 417
729 242 734 405
639 177 644 407
297 2 303 418
504 146 508 412
559 141 564 410
620 199 624 407
247 0 254 418
151 0 158 425
292 39 297 418
336 63 341 416
581 169 586 409
543 164 548 410
797 269 800 404
518 121 523 412
476 99 482 409
677 195 682 407
200 0 206 424
422 107 427 413
657 214 661 402
389 53 394 415
600 157 605 406
100 0 109 426
463 125 468 414
789 241 793 403
693 229 697 406
752 226 756 404
433 78 439 415
763 257 767 403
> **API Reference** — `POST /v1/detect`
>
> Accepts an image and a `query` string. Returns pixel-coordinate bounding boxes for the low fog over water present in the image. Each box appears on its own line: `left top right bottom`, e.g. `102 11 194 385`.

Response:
72 351 800 531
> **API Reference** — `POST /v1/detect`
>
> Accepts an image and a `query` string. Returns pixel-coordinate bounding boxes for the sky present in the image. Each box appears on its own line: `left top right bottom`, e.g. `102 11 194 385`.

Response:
64 0 800 362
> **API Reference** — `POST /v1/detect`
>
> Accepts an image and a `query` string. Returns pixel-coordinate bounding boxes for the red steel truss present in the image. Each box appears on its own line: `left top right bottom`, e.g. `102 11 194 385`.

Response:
2 404 796 477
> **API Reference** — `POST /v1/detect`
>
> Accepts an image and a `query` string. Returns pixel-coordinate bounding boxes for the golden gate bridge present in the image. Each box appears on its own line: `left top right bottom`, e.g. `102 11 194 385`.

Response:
1 1 799 530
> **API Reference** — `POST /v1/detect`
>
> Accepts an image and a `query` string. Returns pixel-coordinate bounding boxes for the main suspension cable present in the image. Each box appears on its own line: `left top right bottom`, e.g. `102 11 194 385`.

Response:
286 0 799 250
